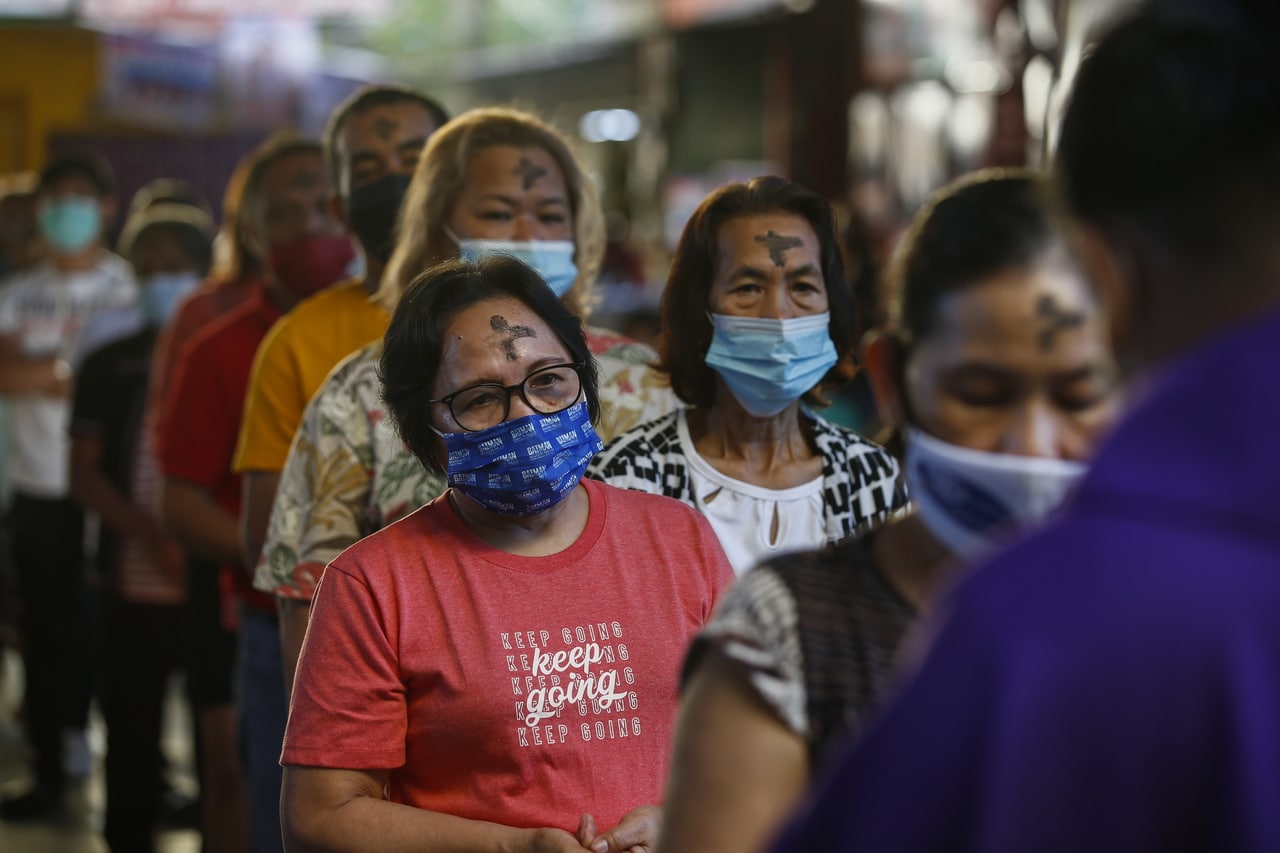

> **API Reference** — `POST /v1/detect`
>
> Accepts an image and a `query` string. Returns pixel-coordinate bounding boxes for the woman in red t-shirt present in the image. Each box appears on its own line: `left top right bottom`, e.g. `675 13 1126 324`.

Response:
280 256 733 853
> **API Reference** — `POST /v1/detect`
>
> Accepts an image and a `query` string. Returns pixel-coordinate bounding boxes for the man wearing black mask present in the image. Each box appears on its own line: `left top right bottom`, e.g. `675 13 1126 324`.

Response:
227 85 447 853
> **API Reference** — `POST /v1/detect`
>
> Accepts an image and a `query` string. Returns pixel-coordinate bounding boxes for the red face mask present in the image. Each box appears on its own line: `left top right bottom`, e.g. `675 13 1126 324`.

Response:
267 234 356 299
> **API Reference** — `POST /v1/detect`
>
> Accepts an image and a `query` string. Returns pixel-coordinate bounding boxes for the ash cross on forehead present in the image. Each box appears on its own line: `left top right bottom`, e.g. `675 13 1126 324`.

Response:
1036 294 1084 351
490 315 536 361
514 156 548 190
754 231 804 267
373 116 398 140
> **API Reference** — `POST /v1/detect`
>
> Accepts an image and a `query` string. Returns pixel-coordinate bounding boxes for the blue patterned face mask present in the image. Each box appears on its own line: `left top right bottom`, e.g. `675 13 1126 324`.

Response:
437 400 603 516
704 312 839 417
456 238 578 297
38 196 102 255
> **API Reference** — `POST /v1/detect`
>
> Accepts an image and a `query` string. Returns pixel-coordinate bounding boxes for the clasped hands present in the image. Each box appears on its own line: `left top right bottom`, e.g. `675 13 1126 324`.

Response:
525 805 660 853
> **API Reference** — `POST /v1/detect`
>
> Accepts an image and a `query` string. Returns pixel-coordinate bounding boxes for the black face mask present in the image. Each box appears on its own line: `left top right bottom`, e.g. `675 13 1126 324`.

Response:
345 173 412 263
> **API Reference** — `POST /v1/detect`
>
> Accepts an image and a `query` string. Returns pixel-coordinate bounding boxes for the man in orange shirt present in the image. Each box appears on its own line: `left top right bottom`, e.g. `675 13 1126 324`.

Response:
234 86 447 579
227 86 447 846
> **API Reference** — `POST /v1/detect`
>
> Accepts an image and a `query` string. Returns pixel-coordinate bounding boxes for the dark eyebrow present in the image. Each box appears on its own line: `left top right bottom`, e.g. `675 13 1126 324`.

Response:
478 193 520 206
349 152 381 169
397 137 428 155
785 263 821 279
444 356 571 394
1051 364 1115 385
938 362 1020 383
476 193 569 208
728 264 772 281
940 361 1114 387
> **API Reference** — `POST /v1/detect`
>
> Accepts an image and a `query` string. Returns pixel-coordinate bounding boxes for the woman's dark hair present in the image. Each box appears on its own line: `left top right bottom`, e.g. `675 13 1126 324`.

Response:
380 255 601 474
659 175 854 408
886 169 1059 349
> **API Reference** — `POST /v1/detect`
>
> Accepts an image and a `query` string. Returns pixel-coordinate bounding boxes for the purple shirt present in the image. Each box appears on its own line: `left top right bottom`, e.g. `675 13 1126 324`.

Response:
773 306 1280 853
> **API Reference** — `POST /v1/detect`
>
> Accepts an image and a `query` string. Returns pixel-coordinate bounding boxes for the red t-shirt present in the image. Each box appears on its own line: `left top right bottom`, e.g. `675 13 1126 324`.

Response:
283 478 734 832
150 273 261 427
158 287 281 616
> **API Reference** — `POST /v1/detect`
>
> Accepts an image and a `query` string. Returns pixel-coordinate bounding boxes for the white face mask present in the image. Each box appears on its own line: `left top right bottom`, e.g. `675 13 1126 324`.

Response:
904 426 1086 559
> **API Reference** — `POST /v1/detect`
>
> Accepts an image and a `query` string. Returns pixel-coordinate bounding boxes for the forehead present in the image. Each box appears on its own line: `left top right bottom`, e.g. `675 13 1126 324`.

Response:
42 173 101 199
336 101 438 155
920 259 1106 361
436 297 570 387
462 145 568 194
443 297 555 351
715 212 820 272
260 150 326 197
132 226 190 258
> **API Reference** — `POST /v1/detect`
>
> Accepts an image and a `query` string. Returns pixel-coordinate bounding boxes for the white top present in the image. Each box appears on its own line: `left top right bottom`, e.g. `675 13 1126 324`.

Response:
0 254 136 496
676 409 825 576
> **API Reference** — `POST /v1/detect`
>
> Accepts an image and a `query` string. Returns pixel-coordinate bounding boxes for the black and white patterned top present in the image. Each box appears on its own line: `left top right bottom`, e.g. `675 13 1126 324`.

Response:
587 409 908 548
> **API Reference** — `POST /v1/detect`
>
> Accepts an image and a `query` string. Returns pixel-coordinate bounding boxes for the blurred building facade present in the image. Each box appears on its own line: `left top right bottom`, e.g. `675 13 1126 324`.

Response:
0 0 1134 279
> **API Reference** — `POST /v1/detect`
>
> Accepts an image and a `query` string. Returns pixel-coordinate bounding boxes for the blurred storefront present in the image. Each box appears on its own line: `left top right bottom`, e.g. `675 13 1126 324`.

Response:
1 0 1138 273
0 0 382 217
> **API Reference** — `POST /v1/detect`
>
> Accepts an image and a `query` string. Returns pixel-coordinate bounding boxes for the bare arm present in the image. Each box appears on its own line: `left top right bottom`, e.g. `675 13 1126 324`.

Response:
659 649 809 853
160 476 242 566
0 335 68 396
239 469 280 571
70 433 182 579
278 596 311 697
281 766 588 853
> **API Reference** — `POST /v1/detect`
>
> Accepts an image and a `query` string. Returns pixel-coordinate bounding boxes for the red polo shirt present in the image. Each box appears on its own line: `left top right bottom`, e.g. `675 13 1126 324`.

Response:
158 286 282 618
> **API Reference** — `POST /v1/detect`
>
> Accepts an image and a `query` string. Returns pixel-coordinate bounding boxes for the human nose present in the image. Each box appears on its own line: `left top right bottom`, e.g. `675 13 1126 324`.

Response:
511 213 537 241
999 401 1064 459
759 284 799 321
505 384 539 421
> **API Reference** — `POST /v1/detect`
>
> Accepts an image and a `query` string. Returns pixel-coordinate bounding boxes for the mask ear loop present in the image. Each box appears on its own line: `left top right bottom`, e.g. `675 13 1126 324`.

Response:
441 223 463 247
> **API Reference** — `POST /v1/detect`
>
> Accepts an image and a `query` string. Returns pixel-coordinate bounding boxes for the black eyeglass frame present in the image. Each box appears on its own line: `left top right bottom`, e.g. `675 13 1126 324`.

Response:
429 362 586 432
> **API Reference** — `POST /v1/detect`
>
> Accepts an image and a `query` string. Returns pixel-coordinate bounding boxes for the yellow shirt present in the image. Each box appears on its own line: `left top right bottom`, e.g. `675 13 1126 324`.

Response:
233 278 388 473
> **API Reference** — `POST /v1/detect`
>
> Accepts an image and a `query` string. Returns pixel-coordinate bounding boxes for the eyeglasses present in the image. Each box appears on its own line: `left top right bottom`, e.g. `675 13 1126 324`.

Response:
430 363 585 432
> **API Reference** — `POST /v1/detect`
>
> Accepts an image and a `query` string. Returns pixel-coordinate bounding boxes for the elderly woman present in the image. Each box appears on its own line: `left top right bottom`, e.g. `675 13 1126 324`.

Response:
589 176 906 574
256 107 679 692
658 171 1121 853
280 256 733 853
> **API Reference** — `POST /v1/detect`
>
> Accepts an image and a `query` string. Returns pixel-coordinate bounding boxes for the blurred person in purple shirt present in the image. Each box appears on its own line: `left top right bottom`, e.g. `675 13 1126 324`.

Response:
773 2 1280 851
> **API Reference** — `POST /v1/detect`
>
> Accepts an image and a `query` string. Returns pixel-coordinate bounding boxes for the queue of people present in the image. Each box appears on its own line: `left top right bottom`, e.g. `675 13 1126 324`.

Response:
1 1 1278 851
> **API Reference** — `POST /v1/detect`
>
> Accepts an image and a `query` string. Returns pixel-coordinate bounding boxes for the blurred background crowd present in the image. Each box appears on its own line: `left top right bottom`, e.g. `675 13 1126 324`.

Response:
1 0 1129 360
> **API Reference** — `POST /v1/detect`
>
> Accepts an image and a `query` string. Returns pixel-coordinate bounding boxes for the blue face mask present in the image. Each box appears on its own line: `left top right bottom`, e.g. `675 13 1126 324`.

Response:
139 271 201 327
704 312 839 417
437 400 604 517
39 196 102 255
457 238 578 298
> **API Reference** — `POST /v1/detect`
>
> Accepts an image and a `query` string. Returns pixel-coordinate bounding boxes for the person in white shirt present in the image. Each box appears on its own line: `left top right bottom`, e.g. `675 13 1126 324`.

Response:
0 151 136 821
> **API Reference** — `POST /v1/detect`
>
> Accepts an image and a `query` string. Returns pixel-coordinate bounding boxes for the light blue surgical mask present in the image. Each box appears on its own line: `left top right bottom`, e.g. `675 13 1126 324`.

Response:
704 312 839 417
456 238 579 298
39 196 102 255
139 271 201 327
